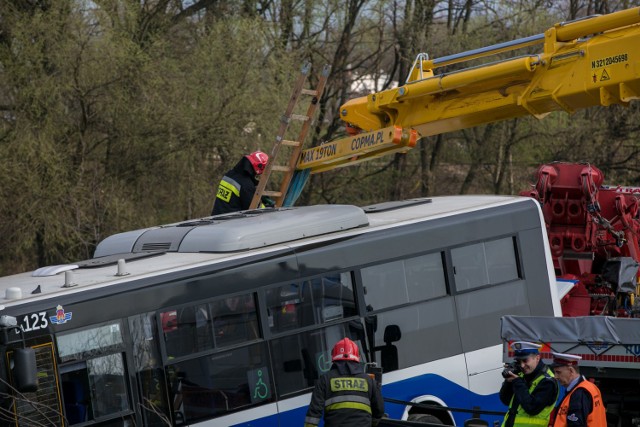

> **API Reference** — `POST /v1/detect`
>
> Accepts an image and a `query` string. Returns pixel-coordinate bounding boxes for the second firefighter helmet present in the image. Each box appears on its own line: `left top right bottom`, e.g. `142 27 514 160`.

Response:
245 151 269 175
331 337 360 363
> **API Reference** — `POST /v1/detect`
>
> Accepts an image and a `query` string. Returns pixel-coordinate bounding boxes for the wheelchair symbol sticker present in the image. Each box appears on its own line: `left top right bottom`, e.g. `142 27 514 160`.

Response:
248 367 271 403
317 351 332 373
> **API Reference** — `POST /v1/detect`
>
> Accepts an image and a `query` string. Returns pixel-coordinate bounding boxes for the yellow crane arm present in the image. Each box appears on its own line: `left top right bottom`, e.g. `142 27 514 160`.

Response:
297 7 640 174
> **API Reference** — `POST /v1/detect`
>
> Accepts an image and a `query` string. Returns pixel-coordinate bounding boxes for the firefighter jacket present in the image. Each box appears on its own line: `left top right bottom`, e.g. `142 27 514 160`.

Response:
304 362 384 427
500 362 558 427
211 157 259 215
552 377 606 427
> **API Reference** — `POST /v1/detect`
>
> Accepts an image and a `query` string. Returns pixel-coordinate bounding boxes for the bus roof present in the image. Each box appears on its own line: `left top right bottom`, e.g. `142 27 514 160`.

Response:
0 195 530 310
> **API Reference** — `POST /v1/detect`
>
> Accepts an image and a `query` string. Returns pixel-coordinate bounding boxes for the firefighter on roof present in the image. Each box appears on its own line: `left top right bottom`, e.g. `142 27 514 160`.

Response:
304 337 384 427
211 151 272 215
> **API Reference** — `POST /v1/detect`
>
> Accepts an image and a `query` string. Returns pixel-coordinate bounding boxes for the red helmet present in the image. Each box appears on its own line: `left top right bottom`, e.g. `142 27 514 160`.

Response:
331 338 360 363
245 151 269 175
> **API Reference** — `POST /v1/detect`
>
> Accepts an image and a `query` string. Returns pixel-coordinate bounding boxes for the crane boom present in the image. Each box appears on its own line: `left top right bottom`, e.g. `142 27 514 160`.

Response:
297 7 640 174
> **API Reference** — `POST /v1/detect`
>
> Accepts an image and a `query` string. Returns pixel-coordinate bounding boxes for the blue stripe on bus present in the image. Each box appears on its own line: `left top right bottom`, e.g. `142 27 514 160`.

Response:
382 374 506 425
231 373 508 426
230 412 280 426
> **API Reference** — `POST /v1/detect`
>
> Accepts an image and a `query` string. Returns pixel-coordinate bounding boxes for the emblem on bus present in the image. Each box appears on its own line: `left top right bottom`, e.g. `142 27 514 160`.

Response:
49 305 73 325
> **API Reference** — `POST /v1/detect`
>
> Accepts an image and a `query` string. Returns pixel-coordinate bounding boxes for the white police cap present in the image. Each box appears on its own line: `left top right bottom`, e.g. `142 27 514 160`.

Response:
551 352 581 367
512 341 542 359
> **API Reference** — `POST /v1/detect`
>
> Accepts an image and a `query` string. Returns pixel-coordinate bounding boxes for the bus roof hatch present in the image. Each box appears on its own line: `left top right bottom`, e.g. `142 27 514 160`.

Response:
94 205 369 257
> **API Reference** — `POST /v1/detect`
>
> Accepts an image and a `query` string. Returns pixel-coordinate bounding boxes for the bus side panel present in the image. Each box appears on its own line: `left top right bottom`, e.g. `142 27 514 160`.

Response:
465 344 505 398
276 394 313 426
381 354 466 420
193 402 280 426
382 373 504 426
517 228 558 316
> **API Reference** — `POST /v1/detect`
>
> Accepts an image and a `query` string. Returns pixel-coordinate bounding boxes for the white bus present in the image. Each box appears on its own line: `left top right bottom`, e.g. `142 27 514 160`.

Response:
0 195 560 426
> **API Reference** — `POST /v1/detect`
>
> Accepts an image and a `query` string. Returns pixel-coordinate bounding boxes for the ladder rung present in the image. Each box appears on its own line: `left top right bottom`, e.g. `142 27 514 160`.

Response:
282 139 301 147
263 191 283 197
248 62 330 211
271 165 291 172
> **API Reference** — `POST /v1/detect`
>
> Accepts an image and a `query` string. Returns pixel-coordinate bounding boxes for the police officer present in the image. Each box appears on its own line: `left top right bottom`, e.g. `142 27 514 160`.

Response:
550 352 606 427
500 341 558 427
211 151 270 215
304 338 384 427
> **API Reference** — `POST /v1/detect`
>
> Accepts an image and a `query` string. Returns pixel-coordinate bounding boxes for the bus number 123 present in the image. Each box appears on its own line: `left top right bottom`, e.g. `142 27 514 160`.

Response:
20 312 48 332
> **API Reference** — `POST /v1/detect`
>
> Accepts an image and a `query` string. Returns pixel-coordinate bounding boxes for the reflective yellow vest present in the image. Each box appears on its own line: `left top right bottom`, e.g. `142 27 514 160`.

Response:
501 367 557 427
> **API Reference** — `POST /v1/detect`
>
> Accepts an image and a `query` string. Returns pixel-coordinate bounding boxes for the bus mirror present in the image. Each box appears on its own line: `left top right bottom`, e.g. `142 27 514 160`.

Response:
13 347 38 393
383 325 401 343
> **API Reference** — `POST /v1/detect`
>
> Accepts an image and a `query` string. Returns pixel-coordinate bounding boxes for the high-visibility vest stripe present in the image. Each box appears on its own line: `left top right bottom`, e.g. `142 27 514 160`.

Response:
304 415 321 425
502 367 557 427
325 401 372 414
216 177 241 202
325 394 371 407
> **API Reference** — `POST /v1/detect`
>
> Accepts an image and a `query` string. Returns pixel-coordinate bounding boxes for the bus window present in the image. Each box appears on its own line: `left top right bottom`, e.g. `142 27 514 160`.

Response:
451 236 519 292
361 252 446 311
161 304 213 358
57 322 124 362
307 273 357 321
56 322 131 424
211 293 259 348
266 283 308 332
266 273 356 334
366 298 461 372
60 354 129 422
455 281 529 352
129 312 169 426
452 237 527 352
166 342 273 424
269 323 365 397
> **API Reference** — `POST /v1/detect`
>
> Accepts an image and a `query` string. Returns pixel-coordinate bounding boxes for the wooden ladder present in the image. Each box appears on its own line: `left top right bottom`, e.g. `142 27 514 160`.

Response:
249 62 331 209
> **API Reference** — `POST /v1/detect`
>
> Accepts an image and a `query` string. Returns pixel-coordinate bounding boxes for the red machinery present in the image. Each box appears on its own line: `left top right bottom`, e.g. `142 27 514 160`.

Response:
522 162 640 317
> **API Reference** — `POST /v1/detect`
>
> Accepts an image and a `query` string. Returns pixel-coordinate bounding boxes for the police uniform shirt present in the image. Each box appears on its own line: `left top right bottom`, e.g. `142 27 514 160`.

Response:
499 360 557 427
